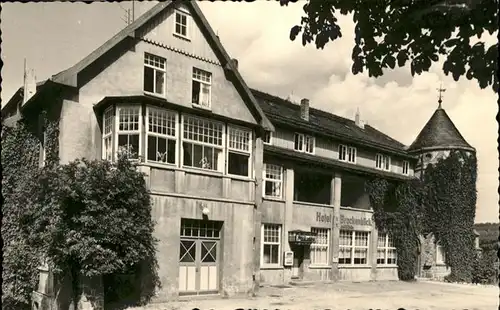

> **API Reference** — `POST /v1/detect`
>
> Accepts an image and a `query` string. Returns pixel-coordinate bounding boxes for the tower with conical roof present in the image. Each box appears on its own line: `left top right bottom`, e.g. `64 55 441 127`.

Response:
408 86 475 178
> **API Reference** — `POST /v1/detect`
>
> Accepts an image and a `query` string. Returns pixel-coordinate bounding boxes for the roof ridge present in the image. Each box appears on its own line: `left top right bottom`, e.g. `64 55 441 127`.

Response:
250 88 354 125
251 88 408 152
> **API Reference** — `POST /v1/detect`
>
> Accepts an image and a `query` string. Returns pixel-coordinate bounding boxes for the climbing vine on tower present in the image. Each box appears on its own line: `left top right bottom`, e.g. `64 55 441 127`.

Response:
365 150 478 282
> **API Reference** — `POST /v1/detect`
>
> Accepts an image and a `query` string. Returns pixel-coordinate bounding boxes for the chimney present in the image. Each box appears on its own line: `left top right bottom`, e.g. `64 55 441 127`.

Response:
300 98 309 121
355 108 365 129
231 58 238 70
22 59 36 105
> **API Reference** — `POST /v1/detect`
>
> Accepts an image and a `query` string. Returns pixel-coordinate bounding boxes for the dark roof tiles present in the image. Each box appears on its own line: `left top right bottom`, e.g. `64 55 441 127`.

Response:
408 107 474 152
250 88 409 155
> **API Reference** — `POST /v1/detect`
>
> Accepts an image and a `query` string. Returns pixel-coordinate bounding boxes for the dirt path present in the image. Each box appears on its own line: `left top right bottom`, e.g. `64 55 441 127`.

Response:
130 281 498 310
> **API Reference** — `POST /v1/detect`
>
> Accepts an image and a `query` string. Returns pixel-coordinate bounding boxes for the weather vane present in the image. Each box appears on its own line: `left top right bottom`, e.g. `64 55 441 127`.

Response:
437 83 446 109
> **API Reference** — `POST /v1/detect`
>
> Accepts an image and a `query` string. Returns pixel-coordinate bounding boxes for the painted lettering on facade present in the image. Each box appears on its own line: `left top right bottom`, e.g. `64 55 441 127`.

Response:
316 212 332 223
340 214 372 226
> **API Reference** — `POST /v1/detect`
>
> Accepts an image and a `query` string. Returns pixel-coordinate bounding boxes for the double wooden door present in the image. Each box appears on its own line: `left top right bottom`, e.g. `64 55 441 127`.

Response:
178 219 221 295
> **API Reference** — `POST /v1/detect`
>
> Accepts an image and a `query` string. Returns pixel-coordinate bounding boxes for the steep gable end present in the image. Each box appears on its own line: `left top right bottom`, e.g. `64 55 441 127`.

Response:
48 1 273 131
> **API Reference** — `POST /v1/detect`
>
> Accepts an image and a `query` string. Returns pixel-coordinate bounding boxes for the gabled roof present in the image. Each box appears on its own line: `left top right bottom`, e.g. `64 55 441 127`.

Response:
251 89 414 158
1 80 50 119
408 106 474 152
6 1 273 131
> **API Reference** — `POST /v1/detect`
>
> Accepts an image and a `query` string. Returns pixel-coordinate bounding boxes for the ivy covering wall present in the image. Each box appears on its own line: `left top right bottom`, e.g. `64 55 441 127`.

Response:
2 113 160 310
2 113 58 309
366 151 478 282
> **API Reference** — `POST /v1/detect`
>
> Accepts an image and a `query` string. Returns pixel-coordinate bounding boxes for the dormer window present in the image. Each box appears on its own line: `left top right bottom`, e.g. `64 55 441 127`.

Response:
263 131 272 145
338 144 356 163
174 10 189 38
376 153 391 171
294 133 314 154
402 160 410 175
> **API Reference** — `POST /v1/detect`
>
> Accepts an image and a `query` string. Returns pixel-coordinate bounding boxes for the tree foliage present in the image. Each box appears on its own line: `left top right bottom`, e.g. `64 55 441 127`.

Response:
2 117 160 310
280 0 498 92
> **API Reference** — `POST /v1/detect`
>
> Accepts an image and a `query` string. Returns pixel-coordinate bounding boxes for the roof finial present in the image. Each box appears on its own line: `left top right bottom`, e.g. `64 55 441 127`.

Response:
437 83 446 109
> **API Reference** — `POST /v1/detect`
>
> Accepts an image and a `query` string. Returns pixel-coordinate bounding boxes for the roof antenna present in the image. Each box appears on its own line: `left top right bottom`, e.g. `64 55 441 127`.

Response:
437 83 446 109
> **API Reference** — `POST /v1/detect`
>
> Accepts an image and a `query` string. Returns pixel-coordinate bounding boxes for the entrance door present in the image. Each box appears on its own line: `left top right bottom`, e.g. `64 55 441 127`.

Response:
179 219 222 296
291 245 304 280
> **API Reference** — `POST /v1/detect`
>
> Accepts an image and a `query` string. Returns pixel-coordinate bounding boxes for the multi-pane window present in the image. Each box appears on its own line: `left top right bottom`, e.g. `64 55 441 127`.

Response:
310 228 329 266
339 144 356 163
294 133 314 154
146 107 176 164
377 233 397 265
261 224 281 266
174 10 189 38
182 115 224 171
102 106 114 161
376 154 391 171
117 106 141 159
402 160 410 175
227 126 252 177
339 230 369 265
263 131 272 145
436 242 445 265
192 68 212 108
263 164 283 199
143 53 166 95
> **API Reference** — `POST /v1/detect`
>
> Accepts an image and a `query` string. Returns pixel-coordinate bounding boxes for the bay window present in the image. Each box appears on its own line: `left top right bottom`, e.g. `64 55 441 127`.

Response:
117 106 141 159
227 126 252 177
146 107 177 164
101 105 257 178
102 106 114 161
182 115 224 171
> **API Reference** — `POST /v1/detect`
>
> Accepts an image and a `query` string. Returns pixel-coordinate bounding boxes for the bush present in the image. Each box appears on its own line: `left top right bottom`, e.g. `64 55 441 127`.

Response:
472 250 498 285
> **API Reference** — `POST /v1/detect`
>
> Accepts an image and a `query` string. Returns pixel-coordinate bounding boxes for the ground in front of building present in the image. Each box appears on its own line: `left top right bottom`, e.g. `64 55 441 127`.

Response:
129 280 497 310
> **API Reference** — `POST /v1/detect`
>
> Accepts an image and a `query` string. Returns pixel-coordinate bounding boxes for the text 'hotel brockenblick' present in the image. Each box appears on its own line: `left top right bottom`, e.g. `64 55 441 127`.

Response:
2 0 476 300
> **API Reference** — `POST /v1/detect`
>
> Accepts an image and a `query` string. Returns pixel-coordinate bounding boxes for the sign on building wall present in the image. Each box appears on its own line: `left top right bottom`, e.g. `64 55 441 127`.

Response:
339 211 373 231
316 212 332 223
283 251 294 266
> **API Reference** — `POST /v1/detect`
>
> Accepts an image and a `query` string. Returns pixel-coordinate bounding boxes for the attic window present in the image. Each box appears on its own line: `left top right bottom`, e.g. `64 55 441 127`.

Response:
294 133 314 154
338 144 356 163
375 153 391 171
174 10 189 38
402 160 410 175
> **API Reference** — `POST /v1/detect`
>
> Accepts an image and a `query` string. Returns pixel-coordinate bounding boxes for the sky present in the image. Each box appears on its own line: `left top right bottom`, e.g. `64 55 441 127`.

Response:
1 1 498 223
